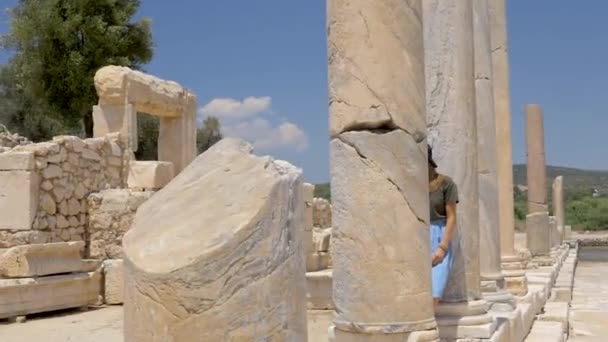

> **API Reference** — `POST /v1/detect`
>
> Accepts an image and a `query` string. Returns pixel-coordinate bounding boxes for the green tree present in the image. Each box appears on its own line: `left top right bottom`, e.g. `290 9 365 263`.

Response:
1 0 153 137
197 116 223 154
134 113 159 161
314 183 331 201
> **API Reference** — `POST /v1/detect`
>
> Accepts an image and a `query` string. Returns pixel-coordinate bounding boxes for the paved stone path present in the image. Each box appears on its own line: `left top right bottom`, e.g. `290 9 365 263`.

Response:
568 247 608 341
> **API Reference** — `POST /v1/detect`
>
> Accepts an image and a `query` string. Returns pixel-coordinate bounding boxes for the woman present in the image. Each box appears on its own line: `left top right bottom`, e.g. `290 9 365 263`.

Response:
428 145 458 305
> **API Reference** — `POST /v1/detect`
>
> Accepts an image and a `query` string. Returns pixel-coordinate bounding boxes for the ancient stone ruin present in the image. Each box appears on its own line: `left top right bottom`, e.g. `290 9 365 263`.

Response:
0 0 583 341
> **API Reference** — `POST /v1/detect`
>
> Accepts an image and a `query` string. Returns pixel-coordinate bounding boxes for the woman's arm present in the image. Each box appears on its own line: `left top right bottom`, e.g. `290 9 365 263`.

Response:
440 202 457 250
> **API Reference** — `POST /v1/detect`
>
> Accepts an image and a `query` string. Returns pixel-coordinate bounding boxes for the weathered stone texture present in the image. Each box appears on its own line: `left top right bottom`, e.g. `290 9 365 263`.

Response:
327 0 426 139
127 161 174 190
328 0 438 338
330 131 435 331
103 259 124 305
525 104 547 213
0 242 84 278
552 176 565 241
87 189 154 259
0 170 39 231
95 65 196 119
489 0 517 259
424 0 480 302
474 0 504 286
0 134 126 248
527 212 551 256
312 197 332 228
123 138 307 341
0 271 101 319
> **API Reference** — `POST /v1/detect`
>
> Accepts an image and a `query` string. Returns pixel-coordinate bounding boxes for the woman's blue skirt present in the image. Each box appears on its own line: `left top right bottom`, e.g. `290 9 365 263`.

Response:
430 220 453 299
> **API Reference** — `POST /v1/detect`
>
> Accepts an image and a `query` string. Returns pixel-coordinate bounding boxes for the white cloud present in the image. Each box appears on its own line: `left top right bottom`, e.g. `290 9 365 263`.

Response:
199 96 309 152
199 96 271 120
224 118 309 152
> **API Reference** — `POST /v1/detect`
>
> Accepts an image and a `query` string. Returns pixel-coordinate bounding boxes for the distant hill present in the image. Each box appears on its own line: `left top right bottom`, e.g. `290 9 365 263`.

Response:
513 164 608 196
315 165 608 201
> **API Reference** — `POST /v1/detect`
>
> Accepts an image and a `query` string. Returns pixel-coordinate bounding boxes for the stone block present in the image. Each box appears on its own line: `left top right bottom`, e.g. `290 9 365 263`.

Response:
492 306 523 342
127 161 174 190
538 302 569 333
0 271 101 319
526 212 551 256
550 287 572 302
103 259 124 305
525 321 564 342
158 109 196 175
81 259 103 272
0 171 39 230
122 138 307 341
307 269 333 310
92 104 137 151
0 151 35 170
0 242 85 278
313 228 331 253
518 303 536 339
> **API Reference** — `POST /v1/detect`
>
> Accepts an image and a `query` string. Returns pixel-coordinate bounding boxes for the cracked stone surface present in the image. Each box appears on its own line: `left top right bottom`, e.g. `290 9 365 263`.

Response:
328 0 439 338
122 138 307 341
327 0 426 138
330 135 435 330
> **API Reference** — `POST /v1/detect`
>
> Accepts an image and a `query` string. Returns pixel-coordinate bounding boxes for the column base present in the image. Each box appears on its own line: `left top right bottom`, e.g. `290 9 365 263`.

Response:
501 255 529 296
435 300 498 340
331 326 440 342
480 275 516 312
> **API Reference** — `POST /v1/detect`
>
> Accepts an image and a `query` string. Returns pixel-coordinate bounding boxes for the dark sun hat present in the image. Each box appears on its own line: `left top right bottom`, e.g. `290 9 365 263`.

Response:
428 145 438 168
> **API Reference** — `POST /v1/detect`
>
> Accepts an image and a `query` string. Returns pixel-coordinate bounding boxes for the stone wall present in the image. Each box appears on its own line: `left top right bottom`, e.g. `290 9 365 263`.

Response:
87 189 154 259
0 134 126 248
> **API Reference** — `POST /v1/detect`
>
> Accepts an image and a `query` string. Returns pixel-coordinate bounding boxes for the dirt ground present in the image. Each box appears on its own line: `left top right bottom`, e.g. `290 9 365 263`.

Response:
0 306 333 342
0 306 123 342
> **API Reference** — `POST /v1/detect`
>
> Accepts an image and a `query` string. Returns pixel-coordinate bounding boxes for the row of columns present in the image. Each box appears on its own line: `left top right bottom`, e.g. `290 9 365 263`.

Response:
328 0 566 340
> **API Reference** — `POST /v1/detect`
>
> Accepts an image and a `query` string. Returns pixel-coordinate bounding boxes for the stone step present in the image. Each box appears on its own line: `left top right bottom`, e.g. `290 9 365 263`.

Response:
306 269 333 310
0 242 85 278
525 321 564 342
0 271 101 319
538 302 569 333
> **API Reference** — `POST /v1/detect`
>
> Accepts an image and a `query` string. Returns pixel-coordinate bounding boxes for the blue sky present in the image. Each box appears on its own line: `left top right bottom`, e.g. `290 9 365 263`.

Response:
2 1 607 183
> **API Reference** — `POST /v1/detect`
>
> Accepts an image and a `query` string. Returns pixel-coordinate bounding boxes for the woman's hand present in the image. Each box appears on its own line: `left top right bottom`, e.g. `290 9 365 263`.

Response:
432 248 446 267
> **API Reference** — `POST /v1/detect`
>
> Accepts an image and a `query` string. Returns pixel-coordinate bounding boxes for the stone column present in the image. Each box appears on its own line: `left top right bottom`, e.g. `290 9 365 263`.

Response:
158 94 197 174
552 176 565 243
525 104 551 260
424 1 497 339
489 0 528 296
328 0 439 341
473 0 515 310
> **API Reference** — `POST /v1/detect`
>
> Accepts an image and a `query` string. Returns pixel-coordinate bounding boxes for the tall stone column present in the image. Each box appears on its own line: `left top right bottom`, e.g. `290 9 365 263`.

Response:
424 1 497 339
473 0 515 310
552 176 565 243
525 104 551 259
489 0 528 296
328 0 439 341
